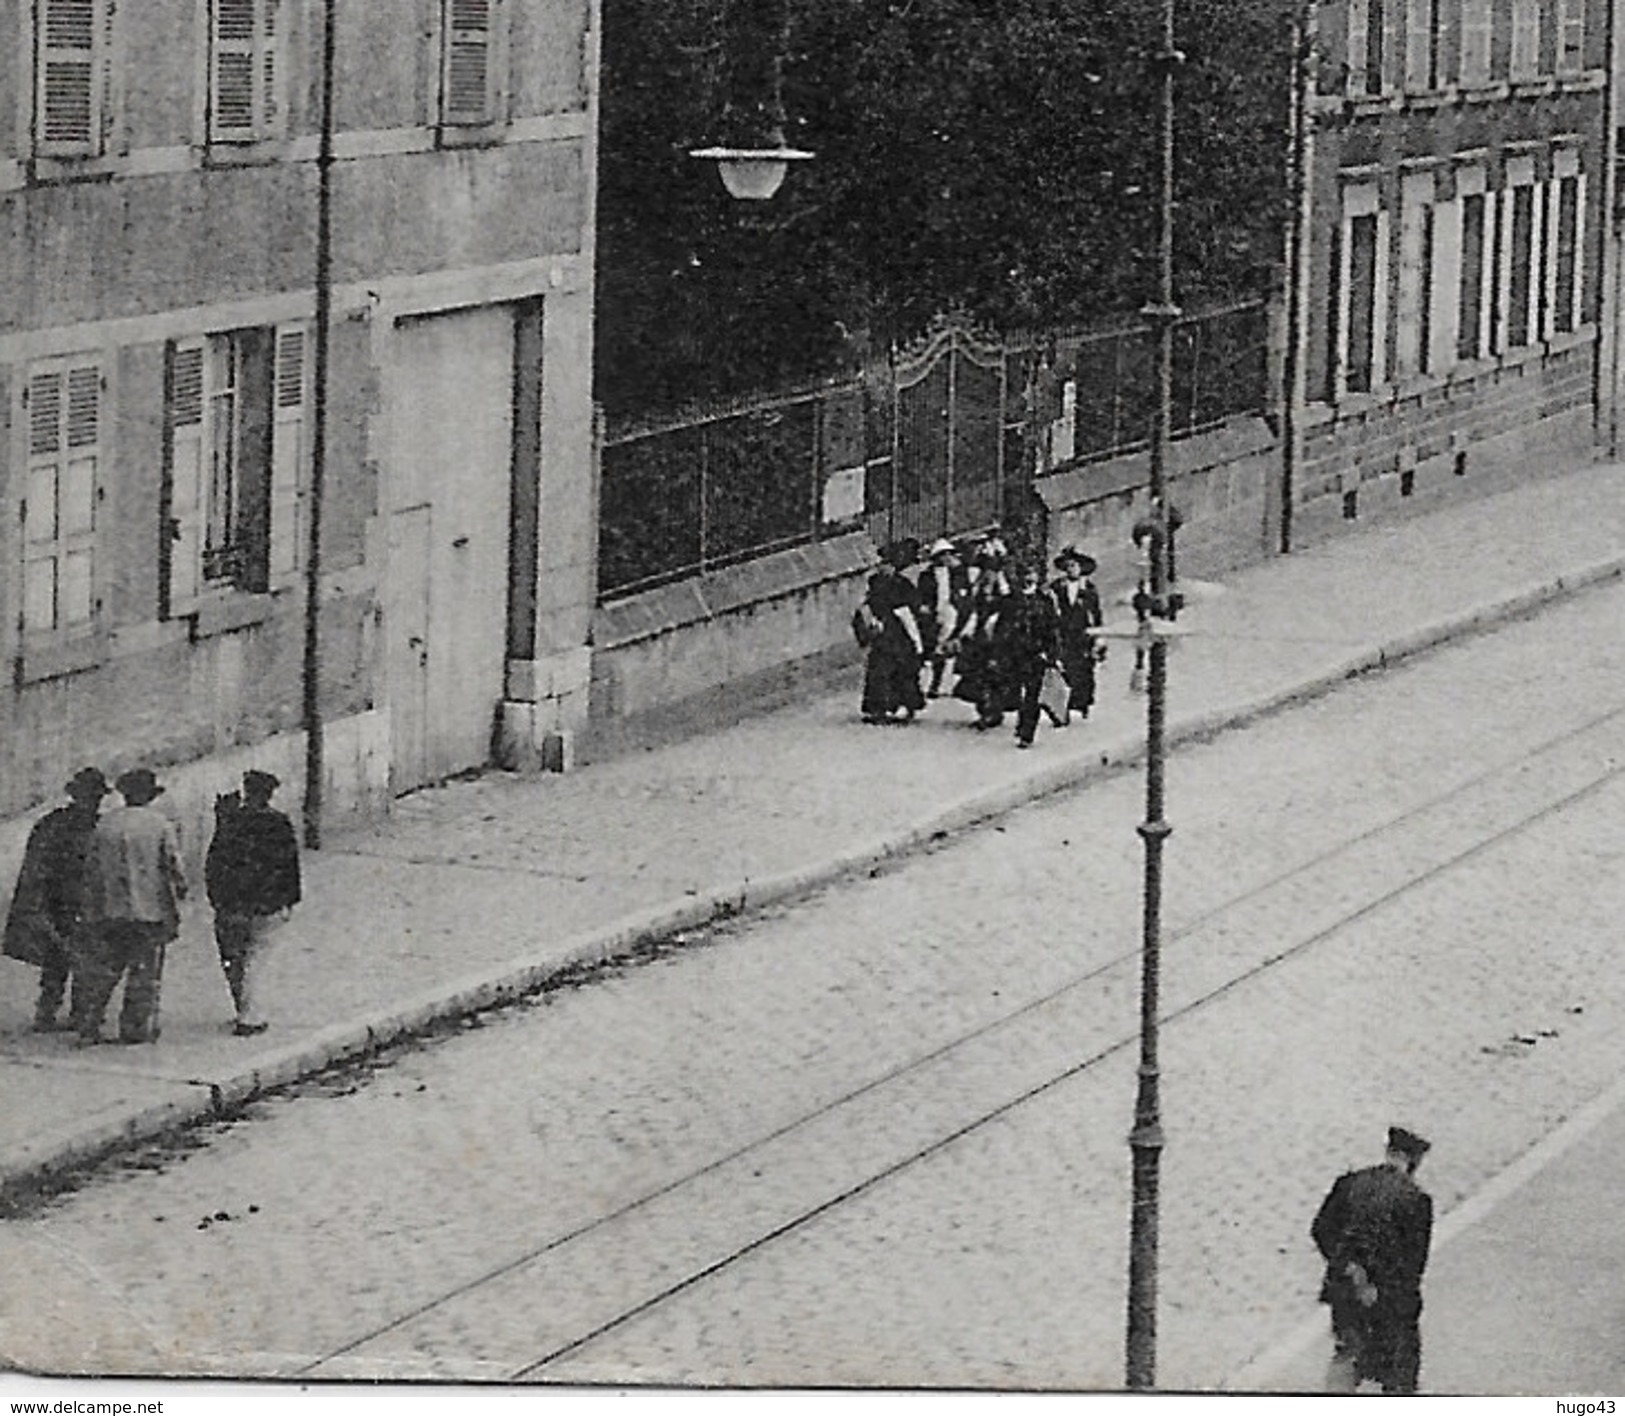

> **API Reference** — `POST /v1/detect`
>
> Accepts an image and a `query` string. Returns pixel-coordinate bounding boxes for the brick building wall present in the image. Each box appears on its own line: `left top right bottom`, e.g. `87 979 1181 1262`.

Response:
1290 0 1614 542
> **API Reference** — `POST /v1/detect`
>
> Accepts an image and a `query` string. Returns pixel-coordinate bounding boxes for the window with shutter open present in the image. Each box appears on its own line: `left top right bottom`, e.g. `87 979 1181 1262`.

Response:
22 358 100 637
165 339 207 609
164 328 279 612
35 0 111 158
270 325 307 579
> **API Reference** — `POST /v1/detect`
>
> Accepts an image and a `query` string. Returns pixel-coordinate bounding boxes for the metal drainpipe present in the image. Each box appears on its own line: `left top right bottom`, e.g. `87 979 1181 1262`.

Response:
301 0 336 849
1280 1 1316 555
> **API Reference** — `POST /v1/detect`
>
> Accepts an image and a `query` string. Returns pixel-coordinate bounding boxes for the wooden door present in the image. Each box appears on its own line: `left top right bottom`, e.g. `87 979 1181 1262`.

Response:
388 308 514 787
386 505 431 795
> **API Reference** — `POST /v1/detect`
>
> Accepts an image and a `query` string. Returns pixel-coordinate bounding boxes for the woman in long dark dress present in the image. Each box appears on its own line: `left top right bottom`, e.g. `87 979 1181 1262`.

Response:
989 561 1061 747
1049 546 1104 722
951 540 1014 727
859 543 926 723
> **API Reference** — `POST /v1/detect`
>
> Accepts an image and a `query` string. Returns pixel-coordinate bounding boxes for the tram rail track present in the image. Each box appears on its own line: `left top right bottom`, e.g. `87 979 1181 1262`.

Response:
298 698 1625 1381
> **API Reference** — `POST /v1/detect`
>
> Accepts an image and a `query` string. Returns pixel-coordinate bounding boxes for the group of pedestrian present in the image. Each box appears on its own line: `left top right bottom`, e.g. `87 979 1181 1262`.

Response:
3 765 301 1044
854 533 1106 749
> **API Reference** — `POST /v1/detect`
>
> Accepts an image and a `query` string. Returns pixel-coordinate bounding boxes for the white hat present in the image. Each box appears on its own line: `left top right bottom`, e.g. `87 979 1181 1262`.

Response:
928 537 955 557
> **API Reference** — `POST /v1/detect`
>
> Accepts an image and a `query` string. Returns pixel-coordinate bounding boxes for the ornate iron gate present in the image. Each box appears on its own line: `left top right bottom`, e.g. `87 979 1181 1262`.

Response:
870 314 1011 548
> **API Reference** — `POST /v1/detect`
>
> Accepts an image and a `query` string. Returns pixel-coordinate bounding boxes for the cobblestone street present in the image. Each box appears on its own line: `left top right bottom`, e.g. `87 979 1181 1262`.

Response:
3 578 1625 1393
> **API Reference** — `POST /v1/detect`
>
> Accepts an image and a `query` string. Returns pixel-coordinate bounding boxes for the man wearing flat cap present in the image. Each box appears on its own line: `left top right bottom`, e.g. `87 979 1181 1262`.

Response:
77 768 188 1045
1311 1126 1435 1394
206 769 301 1036
4 767 109 1032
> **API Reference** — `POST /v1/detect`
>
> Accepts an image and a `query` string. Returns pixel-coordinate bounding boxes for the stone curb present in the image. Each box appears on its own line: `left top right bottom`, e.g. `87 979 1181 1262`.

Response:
5 555 1623 1204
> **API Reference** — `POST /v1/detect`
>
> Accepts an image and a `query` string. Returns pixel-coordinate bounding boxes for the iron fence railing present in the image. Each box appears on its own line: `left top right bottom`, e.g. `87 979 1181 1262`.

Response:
597 299 1269 599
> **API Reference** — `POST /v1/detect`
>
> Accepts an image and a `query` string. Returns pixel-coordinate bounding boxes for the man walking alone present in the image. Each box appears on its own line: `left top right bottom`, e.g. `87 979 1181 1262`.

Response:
206 769 301 1036
1311 1126 1434 1394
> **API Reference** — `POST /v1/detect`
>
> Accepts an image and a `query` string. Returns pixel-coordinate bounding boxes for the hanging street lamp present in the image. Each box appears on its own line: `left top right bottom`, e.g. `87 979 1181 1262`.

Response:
690 0 812 201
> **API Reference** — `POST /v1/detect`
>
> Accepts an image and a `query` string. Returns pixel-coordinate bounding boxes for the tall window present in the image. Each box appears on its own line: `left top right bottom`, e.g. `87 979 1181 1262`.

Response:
1458 0 1492 85
1558 0 1586 71
1458 190 1488 360
1551 158 1584 335
1405 0 1439 90
439 0 510 131
1344 210 1382 394
165 326 306 610
209 0 282 143
1345 0 1386 95
1506 183 1537 347
33 0 114 158
22 358 101 638
1509 0 1542 80
1396 173 1435 375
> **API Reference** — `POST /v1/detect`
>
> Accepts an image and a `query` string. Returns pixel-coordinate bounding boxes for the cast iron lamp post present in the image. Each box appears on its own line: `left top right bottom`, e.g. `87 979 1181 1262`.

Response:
1127 0 1183 1388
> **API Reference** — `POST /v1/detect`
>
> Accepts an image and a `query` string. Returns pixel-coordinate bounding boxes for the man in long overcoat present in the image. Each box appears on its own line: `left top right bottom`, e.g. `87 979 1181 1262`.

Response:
3 767 109 1031
1311 1126 1435 1394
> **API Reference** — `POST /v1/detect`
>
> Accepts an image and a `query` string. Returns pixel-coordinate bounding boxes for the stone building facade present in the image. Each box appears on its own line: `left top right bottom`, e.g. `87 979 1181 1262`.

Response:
1286 0 1617 544
0 0 600 854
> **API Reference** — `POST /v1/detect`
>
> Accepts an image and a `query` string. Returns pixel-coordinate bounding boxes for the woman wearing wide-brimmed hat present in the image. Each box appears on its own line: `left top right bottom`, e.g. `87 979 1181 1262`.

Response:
948 536 1014 724
916 537 970 698
856 540 927 724
1049 546 1105 723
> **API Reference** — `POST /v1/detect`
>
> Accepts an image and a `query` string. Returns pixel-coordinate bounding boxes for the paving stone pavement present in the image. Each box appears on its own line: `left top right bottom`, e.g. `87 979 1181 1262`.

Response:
3 459 1624 1201
3 576 1625 1392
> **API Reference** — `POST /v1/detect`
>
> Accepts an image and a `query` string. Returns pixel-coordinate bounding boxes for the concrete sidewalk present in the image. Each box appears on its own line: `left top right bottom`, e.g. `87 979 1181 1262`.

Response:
2 458 1623 1237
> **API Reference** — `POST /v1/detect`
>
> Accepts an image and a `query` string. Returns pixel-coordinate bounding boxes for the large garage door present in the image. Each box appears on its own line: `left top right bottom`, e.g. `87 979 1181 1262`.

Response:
385 307 513 793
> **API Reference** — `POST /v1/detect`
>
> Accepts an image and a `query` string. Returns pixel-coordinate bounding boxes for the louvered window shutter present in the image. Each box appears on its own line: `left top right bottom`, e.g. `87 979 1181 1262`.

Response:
270 326 306 579
261 0 284 134
211 0 260 141
166 340 207 609
442 0 499 126
22 359 99 634
36 0 103 157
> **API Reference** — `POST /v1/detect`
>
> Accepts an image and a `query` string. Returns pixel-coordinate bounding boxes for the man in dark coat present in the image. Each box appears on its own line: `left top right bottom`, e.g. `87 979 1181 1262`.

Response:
3 767 109 1032
1049 547 1104 723
1311 1126 1434 1394
206 769 302 1036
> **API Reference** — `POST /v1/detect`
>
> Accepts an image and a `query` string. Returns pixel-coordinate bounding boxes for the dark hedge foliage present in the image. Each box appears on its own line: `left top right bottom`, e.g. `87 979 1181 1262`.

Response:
595 0 1297 419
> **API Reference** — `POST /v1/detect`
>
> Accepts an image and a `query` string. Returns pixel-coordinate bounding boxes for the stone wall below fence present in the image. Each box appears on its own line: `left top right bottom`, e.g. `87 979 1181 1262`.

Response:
584 534 876 762
0 711 390 931
1034 416 1281 600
